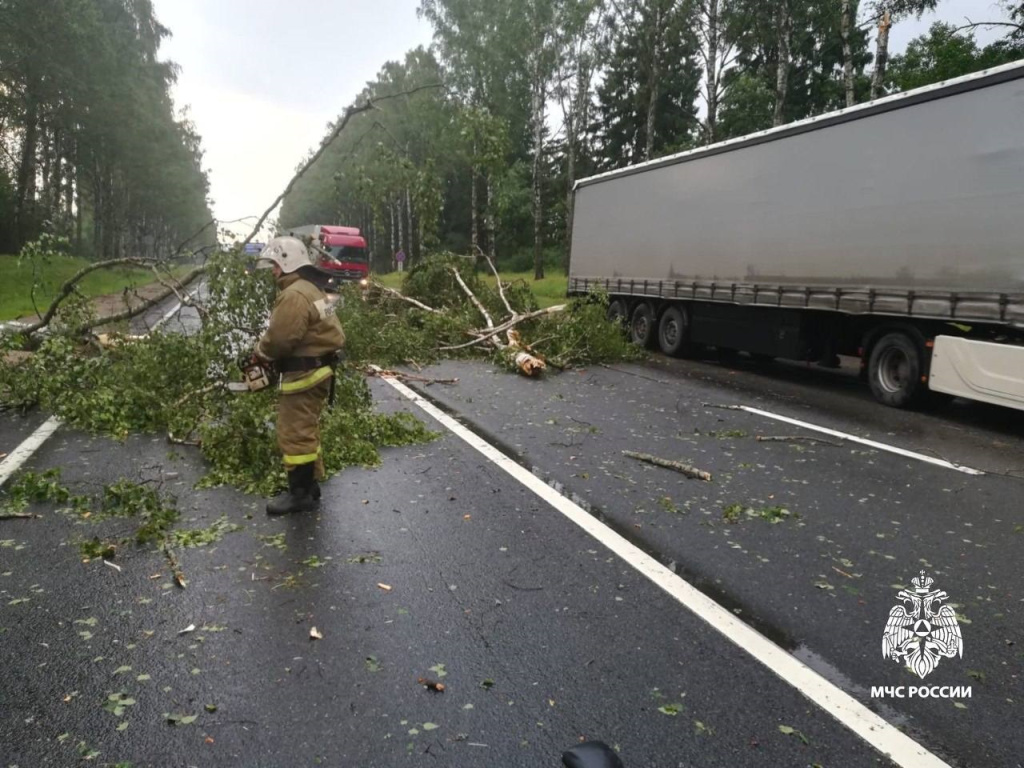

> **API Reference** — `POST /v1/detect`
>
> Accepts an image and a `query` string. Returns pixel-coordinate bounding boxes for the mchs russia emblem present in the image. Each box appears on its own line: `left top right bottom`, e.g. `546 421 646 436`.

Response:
882 571 963 679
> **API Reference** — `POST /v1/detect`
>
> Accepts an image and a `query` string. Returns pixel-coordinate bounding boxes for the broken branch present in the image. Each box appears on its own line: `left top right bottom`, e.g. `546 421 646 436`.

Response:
239 83 444 252
75 266 206 336
450 267 494 330
363 366 458 386
438 305 566 351
371 282 444 314
623 450 713 482
476 245 514 316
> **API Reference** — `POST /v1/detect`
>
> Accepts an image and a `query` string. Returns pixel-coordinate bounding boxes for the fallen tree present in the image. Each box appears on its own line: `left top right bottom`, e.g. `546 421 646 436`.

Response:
0 82 638 499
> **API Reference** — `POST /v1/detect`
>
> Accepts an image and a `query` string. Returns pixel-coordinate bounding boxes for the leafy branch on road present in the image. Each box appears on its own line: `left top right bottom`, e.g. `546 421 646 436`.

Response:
349 253 639 373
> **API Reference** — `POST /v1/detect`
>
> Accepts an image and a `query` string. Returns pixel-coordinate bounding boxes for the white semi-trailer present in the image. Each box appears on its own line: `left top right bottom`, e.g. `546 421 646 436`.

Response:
568 61 1024 411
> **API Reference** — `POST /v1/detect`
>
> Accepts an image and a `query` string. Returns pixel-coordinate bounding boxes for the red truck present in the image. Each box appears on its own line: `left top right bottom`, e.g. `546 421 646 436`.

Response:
284 224 370 284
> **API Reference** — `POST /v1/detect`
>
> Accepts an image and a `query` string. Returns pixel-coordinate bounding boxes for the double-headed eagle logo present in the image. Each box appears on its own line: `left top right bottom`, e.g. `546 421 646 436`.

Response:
882 571 963 679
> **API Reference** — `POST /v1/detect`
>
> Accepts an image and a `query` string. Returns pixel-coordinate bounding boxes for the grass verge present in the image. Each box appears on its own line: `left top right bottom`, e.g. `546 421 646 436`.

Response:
0 254 194 322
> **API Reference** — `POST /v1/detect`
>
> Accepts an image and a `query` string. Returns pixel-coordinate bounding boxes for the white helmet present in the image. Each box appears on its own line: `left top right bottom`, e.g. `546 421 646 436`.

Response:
255 236 314 274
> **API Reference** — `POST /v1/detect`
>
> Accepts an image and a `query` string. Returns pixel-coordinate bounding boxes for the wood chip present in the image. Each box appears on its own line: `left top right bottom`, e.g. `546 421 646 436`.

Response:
309 627 323 640
377 583 393 592
418 677 446 692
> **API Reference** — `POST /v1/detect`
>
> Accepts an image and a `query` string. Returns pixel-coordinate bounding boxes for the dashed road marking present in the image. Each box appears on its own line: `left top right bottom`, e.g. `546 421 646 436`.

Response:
0 417 62 487
380 372 953 768
734 405 984 475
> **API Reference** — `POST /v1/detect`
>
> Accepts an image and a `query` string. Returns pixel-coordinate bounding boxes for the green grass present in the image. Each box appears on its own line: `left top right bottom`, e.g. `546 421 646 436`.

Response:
0 255 191 322
374 268 568 309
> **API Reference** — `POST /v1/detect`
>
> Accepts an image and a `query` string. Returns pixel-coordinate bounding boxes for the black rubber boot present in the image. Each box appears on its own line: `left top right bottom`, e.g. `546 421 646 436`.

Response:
266 464 318 516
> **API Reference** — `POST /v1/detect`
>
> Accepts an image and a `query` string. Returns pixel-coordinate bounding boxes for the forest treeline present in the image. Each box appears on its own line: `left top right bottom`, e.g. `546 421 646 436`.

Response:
280 0 1023 276
0 0 215 260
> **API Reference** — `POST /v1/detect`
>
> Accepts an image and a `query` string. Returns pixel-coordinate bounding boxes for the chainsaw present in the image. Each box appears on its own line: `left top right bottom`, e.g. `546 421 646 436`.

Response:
226 356 277 393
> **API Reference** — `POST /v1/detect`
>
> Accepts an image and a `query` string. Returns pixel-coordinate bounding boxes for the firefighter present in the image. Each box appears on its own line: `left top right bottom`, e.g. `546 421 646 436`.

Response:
253 236 345 515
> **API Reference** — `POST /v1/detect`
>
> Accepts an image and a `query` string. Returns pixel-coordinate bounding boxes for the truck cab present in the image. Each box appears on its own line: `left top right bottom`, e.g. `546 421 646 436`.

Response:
319 230 369 283
284 224 370 284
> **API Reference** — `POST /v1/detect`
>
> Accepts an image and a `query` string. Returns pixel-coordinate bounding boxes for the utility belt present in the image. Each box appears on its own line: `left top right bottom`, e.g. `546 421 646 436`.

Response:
275 352 345 406
275 352 343 374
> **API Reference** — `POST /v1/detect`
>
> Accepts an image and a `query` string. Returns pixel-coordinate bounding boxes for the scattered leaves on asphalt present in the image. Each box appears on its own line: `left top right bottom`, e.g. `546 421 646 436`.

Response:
102 692 136 717
346 552 382 564
164 713 198 726
258 533 287 552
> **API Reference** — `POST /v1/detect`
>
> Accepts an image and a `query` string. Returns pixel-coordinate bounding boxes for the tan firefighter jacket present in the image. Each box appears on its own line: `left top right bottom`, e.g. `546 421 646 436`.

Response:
256 273 345 393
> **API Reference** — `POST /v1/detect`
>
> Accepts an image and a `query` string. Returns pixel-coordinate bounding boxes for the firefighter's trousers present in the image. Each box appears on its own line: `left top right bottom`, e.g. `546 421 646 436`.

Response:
277 375 332 480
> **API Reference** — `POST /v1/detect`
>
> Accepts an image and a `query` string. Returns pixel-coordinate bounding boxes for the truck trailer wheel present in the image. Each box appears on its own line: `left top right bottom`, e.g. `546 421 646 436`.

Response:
867 332 927 408
630 303 658 348
658 306 691 357
607 299 628 326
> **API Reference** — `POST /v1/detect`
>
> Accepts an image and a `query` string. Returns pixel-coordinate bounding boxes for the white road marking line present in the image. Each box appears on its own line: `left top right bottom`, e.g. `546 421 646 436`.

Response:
380 374 952 768
735 405 984 476
151 299 184 331
0 416 62 487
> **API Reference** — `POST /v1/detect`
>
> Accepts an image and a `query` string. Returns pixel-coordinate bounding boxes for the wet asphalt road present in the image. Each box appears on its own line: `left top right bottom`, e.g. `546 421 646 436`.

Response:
2 300 1023 767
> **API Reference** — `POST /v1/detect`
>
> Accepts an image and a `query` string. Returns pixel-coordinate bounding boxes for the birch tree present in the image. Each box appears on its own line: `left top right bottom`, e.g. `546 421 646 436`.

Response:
554 0 604 264
867 0 938 100
695 0 737 143
773 0 794 126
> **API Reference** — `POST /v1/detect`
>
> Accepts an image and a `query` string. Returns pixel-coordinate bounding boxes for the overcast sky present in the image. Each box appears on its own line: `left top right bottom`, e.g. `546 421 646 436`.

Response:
153 0 1010 237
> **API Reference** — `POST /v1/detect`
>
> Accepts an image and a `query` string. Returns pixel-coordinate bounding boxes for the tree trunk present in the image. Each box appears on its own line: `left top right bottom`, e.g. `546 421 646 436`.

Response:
15 102 40 245
565 133 576 272
773 1 794 127
486 174 497 265
870 11 892 101
389 202 396 261
644 2 664 160
397 195 405 262
470 163 479 260
531 51 545 280
75 170 84 254
841 0 856 107
705 0 720 144
405 187 413 259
